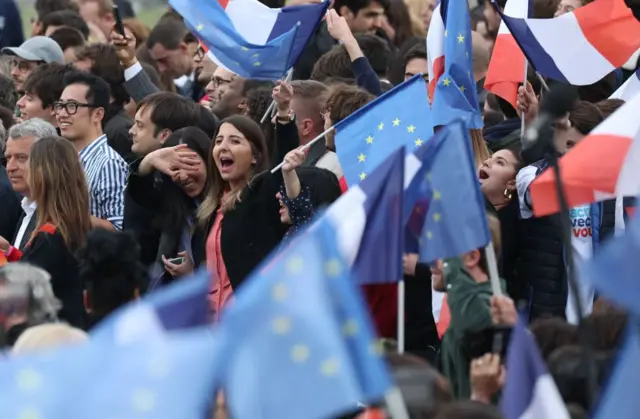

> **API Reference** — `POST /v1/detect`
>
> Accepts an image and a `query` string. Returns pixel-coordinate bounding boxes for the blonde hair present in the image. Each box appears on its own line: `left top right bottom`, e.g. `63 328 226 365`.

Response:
404 0 428 36
469 129 491 168
12 324 88 355
28 136 92 250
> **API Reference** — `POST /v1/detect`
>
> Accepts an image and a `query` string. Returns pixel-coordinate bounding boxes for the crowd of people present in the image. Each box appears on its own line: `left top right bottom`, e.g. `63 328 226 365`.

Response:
0 0 635 417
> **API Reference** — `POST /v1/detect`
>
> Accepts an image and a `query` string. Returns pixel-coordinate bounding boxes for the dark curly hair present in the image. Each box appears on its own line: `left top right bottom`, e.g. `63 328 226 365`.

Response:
77 230 147 327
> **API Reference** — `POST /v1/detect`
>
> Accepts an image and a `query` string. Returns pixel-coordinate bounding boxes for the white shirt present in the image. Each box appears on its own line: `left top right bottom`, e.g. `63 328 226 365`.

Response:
14 198 36 249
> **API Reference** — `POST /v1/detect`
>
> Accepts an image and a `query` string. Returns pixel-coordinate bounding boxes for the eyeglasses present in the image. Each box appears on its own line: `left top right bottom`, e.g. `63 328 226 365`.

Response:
9 59 42 74
210 76 234 88
53 101 99 115
194 47 205 61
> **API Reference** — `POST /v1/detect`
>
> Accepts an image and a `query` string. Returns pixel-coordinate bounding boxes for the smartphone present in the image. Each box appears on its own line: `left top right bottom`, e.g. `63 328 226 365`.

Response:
167 257 186 265
113 5 126 36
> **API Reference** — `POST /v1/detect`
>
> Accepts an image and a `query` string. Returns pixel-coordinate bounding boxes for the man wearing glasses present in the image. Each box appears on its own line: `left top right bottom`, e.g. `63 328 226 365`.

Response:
1 36 65 94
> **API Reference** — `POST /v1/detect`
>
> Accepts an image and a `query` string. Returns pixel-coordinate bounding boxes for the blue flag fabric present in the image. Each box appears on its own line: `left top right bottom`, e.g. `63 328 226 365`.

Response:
592 325 640 419
334 75 433 188
169 0 312 79
417 120 490 263
584 207 640 318
321 148 405 284
91 268 210 344
500 317 569 419
0 327 224 418
432 0 483 129
220 221 392 419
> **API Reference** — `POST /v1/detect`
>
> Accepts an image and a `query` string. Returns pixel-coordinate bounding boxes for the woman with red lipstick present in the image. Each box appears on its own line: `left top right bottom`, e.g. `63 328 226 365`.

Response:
198 115 340 319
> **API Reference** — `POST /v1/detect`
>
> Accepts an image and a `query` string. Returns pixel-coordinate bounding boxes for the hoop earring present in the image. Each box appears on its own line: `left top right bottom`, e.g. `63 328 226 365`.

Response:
504 188 513 201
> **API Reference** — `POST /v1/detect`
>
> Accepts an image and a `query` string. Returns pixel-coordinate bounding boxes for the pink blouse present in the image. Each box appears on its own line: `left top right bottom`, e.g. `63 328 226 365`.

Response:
207 210 233 321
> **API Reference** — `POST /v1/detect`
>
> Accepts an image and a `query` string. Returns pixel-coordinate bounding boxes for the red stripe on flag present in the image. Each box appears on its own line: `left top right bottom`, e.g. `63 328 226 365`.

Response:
573 0 640 67
530 133 632 217
218 0 230 8
428 56 444 102
485 35 525 109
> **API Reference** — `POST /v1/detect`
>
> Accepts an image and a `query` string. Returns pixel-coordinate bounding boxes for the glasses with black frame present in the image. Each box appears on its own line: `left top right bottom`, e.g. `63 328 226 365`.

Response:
52 101 99 115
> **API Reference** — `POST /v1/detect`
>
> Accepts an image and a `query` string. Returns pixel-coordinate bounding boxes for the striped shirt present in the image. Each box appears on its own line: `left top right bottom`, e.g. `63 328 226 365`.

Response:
79 135 128 230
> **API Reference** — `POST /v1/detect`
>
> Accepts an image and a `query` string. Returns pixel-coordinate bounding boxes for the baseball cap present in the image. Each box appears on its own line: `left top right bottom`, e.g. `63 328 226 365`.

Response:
1 36 65 64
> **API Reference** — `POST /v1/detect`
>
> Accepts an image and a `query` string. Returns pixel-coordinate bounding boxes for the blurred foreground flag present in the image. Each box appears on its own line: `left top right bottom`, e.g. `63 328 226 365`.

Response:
415 120 490 263
610 68 640 101
220 221 392 419
501 317 570 419
592 325 640 419
484 0 530 109
530 92 640 217
91 268 209 344
321 148 405 284
583 205 640 317
0 327 224 418
499 0 640 85
170 0 328 79
334 75 432 188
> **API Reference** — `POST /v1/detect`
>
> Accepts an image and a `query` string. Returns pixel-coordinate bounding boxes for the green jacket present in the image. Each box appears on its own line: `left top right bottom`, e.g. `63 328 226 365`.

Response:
439 258 507 399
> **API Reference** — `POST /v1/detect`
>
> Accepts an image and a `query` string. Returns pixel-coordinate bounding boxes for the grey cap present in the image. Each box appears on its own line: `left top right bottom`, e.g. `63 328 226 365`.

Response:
1 36 65 64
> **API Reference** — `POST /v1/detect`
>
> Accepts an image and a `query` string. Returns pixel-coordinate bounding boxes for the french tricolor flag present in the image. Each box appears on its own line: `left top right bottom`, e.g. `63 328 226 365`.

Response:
426 0 445 99
206 0 328 72
610 68 640 101
484 0 531 109
499 0 640 85
529 90 640 217
500 318 570 419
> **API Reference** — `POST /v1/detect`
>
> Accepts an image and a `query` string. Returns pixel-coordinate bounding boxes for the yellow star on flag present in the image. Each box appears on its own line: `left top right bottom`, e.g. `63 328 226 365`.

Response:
444 29 448 37
457 33 464 43
357 153 366 163
442 77 451 87
251 53 259 58
366 135 374 144
426 231 433 239
196 23 204 31
359 172 366 181
253 61 262 67
459 85 466 93
321 358 339 376
415 138 423 147
433 212 442 222
407 125 415 133
378 122 384 130
393 118 400 126
241 46 249 51
291 344 310 363
433 190 442 200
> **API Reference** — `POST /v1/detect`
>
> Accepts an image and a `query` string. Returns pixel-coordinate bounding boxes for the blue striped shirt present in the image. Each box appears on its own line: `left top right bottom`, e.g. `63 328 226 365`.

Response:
79 135 128 230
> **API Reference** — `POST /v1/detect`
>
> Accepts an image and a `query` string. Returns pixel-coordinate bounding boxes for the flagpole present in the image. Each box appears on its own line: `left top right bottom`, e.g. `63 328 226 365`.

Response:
384 387 410 419
397 279 405 353
271 125 334 173
520 60 528 137
485 242 502 296
261 68 294 124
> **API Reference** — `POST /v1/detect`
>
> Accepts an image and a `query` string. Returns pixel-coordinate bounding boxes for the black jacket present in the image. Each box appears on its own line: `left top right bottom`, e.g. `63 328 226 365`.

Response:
11 225 85 329
292 21 336 81
0 166 21 241
104 105 136 164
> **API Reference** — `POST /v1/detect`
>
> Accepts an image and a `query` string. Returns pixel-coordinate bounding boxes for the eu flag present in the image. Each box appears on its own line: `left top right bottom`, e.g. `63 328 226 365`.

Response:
91 268 210 344
592 325 640 419
170 0 304 79
583 205 640 317
432 0 483 129
220 221 392 419
321 148 405 284
333 75 433 188
417 120 490 263
0 327 224 418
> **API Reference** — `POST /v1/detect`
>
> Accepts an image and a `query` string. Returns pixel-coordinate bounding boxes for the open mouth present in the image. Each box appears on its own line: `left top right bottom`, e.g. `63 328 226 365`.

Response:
478 168 489 180
219 156 234 171
59 121 72 129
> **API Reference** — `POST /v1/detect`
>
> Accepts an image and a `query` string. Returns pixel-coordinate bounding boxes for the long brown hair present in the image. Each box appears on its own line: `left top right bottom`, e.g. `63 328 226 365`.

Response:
28 136 91 250
197 115 268 225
